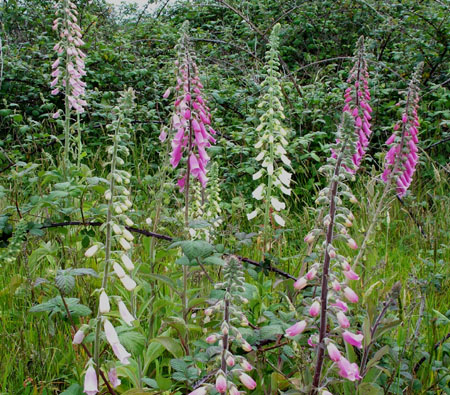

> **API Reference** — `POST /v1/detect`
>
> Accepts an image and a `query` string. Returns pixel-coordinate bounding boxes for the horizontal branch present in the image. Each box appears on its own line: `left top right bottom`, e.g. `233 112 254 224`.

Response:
40 221 296 280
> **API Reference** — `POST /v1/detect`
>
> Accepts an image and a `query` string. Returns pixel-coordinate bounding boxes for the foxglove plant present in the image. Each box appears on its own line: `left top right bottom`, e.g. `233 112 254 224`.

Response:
162 22 216 224
287 113 363 393
247 24 292 249
189 257 256 394
340 36 372 172
352 63 423 269
51 0 87 163
77 89 137 392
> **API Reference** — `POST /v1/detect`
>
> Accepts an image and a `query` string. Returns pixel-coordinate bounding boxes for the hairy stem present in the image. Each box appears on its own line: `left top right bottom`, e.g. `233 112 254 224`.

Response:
311 144 346 394
94 114 121 376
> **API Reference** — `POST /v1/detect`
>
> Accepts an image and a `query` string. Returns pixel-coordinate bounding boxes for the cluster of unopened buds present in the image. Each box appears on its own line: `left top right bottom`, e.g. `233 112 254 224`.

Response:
382 64 422 197
162 28 216 190
51 0 87 116
190 258 256 394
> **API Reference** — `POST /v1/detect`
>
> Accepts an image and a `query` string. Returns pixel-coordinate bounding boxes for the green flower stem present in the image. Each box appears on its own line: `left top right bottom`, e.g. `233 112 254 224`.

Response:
93 114 121 376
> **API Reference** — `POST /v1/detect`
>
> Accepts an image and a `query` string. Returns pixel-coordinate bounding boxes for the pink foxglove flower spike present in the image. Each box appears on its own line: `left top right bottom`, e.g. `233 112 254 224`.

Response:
382 63 423 197
164 23 215 191
51 0 87 114
334 36 372 173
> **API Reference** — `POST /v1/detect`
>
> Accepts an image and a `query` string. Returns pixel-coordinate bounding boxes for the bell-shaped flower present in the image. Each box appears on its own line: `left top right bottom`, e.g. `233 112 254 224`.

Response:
285 320 307 337
118 300 135 326
327 342 342 362
342 330 363 348
336 311 350 328
337 356 362 381
99 291 110 314
343 287 359 303
108 367 121 388
84 365 98 395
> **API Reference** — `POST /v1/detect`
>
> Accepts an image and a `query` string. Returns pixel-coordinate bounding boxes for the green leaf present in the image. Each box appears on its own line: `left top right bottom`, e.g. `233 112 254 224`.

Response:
55 274 75 295
70 268 99 277
117 329 146 355
60 384 83 395
170 240 214 261
170 358 188 372
203 256 225 266
150 336 184 358
366 345 390 371
141 378 158 389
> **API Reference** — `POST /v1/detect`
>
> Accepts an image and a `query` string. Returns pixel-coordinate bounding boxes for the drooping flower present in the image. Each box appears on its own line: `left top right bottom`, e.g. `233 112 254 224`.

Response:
285 320 307 337
337 356 362 381
327 342 342 362
104 319 120 346
99 291 110 314
84 365 98 395
118 300 135 326
336 311 350 328
294 276 307 290
85 244 99 258
342 330 364 348
241 359 253 371
108 367 121 388
343 287 359 303
72 328 85 345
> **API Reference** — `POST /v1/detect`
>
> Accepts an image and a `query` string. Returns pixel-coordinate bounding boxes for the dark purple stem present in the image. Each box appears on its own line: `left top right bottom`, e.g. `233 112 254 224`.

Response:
311 147 346 394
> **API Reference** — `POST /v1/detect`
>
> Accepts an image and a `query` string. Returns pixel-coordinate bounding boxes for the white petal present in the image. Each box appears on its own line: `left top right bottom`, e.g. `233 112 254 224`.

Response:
280 154 291 166
252 170 263 180
247 209 259 220
255 151 265 161
271 197 285 211
252 184 265 200
279 168 292 186
273 214 285 226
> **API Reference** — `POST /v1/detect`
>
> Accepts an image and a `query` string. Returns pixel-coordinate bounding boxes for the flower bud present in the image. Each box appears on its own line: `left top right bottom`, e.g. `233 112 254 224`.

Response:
122 228 134 241
99 291 110 313
121 254 134 271
215 374 227 393
85 244 99 258
226 356 235 367
120 275 136 291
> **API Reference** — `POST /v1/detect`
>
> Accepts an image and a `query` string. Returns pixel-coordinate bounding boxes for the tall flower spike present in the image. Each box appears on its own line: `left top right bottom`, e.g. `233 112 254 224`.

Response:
381 63 422 197
51 0 87 114
248 23 291 240
189 257 257 393
338 36 372 173
84 90 137 387
287 113 363 391
165 22 216 191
